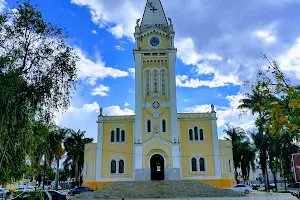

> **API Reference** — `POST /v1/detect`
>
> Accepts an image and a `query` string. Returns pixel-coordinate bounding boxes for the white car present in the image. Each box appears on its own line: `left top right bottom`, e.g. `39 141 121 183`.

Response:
229 184 253 194
0 188 9 195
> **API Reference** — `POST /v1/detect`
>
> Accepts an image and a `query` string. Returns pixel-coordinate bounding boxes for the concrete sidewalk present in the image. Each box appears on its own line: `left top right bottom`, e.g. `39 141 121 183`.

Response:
134 192 296 200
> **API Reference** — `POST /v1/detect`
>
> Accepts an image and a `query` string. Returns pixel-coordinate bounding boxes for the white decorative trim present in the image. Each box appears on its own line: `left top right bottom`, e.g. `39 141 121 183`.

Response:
93 178 134 182
168 52 178 141
182 176 222 180
109 155 126 176
211 112 221 178
152 69 160 92
143 134 173 147
96 117 103 181
148 35 161 48
160 118 167 133
134 52 142 143
148 153 166 168
134 145 143 169
172 144 180 168
132 121 136 180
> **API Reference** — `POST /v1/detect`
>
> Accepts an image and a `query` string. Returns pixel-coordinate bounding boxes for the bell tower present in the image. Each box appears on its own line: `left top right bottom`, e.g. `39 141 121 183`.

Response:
133 0 180 178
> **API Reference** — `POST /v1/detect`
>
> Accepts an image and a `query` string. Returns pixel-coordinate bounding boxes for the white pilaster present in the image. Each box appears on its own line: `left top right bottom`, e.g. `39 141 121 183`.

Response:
134 52 142 143
172 144 180 168
211 112 221 178
96 115 103 181
168 51 178 141
134 145 143 169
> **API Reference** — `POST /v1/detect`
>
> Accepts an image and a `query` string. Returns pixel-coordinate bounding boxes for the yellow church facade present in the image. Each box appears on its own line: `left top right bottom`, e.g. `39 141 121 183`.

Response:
83 0 235 189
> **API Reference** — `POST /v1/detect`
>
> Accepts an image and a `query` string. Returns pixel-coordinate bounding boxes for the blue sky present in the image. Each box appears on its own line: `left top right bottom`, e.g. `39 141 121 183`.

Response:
2 0 300 140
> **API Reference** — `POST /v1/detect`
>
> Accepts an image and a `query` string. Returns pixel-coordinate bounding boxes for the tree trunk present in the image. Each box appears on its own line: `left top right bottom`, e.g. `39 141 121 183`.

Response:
273 172 278 192
55 159 59 190
42 159 46 190
75 160 79 183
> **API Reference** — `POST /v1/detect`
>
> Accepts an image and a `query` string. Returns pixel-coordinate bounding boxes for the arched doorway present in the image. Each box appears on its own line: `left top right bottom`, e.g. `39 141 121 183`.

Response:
150 154 164 180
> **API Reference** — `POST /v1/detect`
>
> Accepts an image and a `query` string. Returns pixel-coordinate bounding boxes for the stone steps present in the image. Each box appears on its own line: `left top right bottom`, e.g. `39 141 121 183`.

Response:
74 180 242 199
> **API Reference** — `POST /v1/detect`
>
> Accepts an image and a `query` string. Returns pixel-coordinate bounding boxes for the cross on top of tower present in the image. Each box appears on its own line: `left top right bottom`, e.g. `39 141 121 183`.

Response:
140 0 168 28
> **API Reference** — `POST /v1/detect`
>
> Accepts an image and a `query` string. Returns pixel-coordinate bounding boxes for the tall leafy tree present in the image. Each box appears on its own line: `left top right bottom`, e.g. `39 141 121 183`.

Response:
64 129 93 185
0 1 78 183
223 125 255 182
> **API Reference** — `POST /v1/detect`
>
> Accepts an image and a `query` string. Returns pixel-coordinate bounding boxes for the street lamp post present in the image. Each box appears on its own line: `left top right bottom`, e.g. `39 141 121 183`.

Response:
284 178 287 191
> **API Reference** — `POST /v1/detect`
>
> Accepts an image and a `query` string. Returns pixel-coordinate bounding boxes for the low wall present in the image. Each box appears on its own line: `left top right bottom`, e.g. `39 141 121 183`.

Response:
201 179 236 189
82 182 115 190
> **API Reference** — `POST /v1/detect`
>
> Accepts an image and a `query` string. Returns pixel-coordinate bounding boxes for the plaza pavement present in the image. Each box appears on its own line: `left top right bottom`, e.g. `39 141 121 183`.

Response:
133 192 296 200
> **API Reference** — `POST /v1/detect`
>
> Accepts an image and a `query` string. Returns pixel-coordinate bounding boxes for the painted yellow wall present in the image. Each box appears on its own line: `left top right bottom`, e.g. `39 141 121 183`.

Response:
140 33 169 50
180 119 215 177
102 122 134 178
219 140 235 179
142 140 172 168
83 143 97 182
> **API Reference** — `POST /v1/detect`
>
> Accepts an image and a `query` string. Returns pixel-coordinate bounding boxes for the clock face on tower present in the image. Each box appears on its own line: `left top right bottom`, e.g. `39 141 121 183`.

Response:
149 36 160 47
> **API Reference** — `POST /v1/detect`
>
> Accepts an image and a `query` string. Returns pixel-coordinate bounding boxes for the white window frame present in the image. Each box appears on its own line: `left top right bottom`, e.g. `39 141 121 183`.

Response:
144 69 151 96
189 153 207 174
146 119 152 134
160 118 167 133
188 125 205 142
109 155 126 176
110 126 126 144
160 69 167 96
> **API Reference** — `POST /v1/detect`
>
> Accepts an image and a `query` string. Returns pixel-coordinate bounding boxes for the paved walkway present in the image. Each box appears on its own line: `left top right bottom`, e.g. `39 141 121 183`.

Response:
134 192 296 200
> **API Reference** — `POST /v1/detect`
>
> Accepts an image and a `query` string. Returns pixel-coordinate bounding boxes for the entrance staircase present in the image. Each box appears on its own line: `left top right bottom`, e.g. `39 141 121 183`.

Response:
74 180 242 199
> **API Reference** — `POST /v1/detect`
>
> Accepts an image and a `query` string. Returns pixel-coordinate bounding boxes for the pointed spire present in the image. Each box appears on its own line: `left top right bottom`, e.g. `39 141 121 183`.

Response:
141 0 168 28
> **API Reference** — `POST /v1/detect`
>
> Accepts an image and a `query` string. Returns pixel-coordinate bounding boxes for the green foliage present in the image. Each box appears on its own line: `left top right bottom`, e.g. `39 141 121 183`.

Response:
223 125 256 182
0 0 78 183
63 129 93 183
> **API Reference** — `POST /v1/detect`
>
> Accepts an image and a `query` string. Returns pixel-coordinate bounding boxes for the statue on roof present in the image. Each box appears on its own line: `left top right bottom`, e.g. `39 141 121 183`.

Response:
136 18 141 27
168 17 172 25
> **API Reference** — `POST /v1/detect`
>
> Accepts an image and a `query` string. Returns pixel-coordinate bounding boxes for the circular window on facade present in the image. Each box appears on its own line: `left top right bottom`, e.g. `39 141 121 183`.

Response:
149 36 160 47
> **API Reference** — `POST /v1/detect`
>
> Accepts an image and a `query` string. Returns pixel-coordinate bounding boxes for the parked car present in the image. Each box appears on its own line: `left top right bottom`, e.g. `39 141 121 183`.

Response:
251 184 260 190
12 191 52 200
228 184 253 194
68 187 94 196
0 188 10 198
48 190 69 200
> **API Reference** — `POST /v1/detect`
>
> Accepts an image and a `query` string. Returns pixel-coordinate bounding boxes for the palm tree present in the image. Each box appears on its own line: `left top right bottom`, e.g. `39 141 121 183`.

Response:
223 125 247 182
238 88 271 190
49 127 70 190
63 129 93 185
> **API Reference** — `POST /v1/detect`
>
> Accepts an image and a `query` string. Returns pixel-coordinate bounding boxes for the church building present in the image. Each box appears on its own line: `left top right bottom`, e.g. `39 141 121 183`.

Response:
83 0 235 189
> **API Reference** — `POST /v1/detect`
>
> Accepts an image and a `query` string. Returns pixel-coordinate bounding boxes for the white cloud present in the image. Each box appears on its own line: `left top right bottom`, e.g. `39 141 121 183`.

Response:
253 30 276 43
128 89 134 93
75 48 128 84
92 30 97 34
0 0 6 13
57 102 135 140
103 105 134 116
184 93 257 137
128 68 135 78
184 99 189 102
124 102 130 107
176 72 240 88
115 45 125 51
91 84 110 96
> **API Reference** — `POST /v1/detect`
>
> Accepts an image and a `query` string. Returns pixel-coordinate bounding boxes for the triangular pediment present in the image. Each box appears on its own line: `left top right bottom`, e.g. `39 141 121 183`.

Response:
142 134 172 147
141 0 168 27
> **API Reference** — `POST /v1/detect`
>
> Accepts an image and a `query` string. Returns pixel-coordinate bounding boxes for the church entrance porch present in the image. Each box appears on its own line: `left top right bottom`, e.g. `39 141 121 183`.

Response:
150 154 165 180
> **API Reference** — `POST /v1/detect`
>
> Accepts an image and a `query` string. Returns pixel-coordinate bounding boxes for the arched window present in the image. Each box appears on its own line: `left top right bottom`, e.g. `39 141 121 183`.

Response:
162 119 166 133
189 129 193 141
153 70 158 93
199 158 205 171
145 70 150 96
121 130 125 142
194 126 199 140
229 159 232 173
110 130 115 143
161 69 166 95
191 158 197 172
119 160 124 174
116 128 120 142
111 160 116 174
147 120 151 133
199 129 204 141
